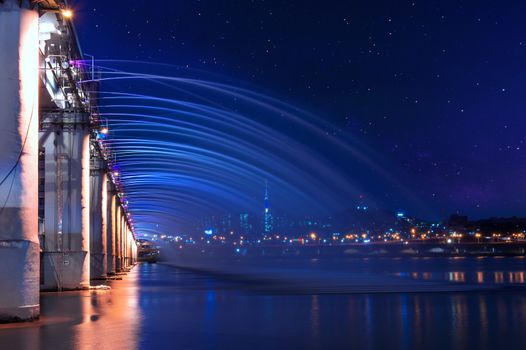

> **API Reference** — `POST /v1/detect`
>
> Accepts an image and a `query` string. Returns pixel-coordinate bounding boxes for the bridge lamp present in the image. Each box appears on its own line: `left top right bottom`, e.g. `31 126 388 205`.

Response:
61 9 73 19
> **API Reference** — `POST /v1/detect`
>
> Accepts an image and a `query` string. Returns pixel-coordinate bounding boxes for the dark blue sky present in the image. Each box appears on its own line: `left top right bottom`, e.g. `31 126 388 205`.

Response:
71 0 526 222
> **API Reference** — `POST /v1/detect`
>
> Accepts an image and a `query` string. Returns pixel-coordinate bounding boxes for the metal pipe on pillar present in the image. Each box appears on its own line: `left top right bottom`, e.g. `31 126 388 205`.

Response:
0 0 40 322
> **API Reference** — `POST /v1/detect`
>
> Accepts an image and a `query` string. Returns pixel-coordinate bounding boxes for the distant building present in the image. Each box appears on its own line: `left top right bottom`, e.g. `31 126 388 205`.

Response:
220 213 233 234
263 181 273 234
239 213 252 236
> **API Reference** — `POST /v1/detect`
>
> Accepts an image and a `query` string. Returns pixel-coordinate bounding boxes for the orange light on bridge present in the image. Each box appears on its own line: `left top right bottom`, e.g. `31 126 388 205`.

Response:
61 9 73 19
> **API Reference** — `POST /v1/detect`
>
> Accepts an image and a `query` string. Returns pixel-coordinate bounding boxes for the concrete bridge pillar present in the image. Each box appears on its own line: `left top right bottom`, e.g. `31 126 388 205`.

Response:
90 154 107 279
127 228 132 266
106 188 117 275
123 223 128 267
0 0 40 322
115 204 123 272
128 226 133 265
123 215 128 268
125 223 130 267
132 240 137 264
121 220 126 268
39 112 90 291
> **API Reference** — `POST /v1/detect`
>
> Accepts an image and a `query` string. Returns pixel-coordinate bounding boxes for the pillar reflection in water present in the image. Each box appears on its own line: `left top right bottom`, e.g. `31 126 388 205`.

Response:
72 270 140 349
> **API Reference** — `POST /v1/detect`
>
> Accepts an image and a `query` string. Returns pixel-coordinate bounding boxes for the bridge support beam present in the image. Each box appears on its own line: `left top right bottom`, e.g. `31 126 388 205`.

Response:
0 1 40 323
39 112 91 291
90 156 107 279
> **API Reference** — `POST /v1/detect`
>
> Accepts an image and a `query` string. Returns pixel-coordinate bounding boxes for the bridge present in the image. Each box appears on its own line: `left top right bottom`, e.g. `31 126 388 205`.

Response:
0 0 138 322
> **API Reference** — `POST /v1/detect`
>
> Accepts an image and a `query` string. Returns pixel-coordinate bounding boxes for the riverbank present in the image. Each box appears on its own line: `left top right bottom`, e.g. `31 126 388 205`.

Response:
165 241 526 259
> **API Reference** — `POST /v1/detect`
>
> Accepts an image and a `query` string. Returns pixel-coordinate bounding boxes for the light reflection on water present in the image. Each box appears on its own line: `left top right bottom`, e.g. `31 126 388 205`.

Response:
0 270 140 350
403 270 526 284
1 259 526 349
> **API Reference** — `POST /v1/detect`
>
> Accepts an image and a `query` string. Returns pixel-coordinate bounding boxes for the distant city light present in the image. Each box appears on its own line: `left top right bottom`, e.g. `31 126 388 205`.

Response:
204 229 213 235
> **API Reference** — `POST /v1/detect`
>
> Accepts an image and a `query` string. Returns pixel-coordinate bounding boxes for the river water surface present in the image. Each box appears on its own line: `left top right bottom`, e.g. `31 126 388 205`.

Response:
1 257 526 349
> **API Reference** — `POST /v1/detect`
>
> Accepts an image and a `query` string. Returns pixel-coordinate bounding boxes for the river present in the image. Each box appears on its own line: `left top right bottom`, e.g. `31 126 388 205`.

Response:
1 257 526 349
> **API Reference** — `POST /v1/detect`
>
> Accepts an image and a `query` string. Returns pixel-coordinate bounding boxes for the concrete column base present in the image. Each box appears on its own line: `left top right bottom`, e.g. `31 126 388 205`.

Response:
0 240 40 323
40 251 90 291
0 304 39 323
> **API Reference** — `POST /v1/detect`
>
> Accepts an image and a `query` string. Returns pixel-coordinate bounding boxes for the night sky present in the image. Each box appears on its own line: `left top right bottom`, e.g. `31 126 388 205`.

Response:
70 0 526 230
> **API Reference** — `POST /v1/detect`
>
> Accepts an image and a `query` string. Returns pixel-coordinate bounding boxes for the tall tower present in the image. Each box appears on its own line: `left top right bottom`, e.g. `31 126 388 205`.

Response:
263 181 273 235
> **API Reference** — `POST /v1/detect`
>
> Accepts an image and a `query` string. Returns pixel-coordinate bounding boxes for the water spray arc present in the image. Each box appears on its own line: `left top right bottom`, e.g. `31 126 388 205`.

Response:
74 61 427 239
